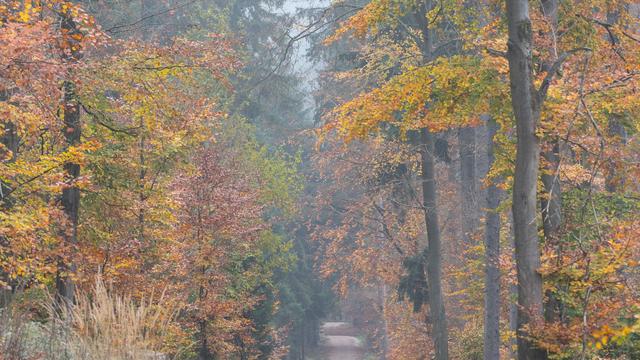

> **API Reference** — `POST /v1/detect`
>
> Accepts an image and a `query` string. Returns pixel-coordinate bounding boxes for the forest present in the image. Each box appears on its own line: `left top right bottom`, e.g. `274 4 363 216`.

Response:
0 0 639 359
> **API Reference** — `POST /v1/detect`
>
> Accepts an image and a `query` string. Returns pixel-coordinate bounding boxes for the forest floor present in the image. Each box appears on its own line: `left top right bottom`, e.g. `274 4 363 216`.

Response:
313 322 367 360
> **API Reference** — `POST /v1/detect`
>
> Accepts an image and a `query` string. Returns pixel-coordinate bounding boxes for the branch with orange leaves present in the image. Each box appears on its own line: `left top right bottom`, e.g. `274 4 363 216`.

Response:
538 47 592 102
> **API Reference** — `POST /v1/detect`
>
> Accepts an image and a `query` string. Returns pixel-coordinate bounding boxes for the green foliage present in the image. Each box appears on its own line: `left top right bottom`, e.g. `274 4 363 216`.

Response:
600 333 640 359
397 252 428 312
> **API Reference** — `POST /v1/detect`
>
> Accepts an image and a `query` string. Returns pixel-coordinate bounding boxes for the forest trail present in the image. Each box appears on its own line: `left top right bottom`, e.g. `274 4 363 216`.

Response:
317 322 366 360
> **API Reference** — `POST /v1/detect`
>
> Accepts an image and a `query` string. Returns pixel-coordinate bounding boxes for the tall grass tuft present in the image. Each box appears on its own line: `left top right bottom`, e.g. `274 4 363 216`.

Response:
0 279 176 359
51 278 176 360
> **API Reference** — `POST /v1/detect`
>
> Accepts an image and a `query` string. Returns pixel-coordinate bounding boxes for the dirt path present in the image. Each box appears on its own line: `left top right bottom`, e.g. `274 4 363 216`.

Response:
317 322 366 360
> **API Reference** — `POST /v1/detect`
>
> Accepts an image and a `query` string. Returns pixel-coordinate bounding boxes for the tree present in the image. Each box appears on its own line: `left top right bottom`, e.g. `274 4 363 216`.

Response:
56 0 85 303
0 1 91 297
483 118 502 360
504 0 547 357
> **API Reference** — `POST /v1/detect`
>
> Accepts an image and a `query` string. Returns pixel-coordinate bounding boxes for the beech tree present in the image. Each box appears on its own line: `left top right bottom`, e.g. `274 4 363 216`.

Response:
504 0 549 357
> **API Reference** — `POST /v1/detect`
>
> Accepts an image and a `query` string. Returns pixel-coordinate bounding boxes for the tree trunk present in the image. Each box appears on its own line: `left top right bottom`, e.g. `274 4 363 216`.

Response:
539 0 563 323
539 0 561 248
375 282 390 359
413 2 449 357
541 141 562 322
508 216 519 360
420 128 449 360
459 126 478 245
604 10 626 193
606 114 627 192
0 89 18 207
483 119 501 360
56 10 83 303
198 318 211 360
1 89 18 301
540 145 561 245
198 265 212 360
57 79 81 303
505 0 547 358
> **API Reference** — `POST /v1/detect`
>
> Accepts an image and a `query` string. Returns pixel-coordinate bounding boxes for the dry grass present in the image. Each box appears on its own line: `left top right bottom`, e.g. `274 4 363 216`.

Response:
0 279 177 360
53 279 176 360
0 304 32 360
